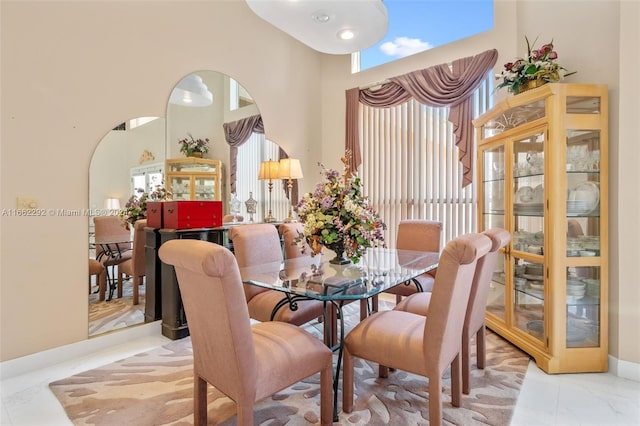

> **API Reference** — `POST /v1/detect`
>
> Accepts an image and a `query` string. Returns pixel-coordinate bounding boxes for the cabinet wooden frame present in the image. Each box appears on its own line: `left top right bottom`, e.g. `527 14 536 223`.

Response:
165 157 223 201
473 83 608 374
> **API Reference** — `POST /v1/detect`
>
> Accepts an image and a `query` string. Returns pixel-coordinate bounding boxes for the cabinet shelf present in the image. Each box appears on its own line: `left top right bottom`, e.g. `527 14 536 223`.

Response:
474 83 608 374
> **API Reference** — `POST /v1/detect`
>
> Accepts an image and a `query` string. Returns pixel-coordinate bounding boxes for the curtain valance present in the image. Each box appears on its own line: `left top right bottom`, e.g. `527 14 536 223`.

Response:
346 49 498 186
223 114 264 194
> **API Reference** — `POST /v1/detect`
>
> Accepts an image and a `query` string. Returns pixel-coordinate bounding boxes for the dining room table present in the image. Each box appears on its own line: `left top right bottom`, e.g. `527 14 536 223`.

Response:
238 246 439 420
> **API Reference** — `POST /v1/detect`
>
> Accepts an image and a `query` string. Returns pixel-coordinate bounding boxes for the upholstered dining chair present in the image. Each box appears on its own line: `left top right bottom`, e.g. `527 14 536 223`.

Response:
88 258 105 298
93 215 132 300
279 222 310 259
368 219 442 314
158 239 333 426
342 232 491 426
117 219 147 305
228 223 326 325
395 227 511 394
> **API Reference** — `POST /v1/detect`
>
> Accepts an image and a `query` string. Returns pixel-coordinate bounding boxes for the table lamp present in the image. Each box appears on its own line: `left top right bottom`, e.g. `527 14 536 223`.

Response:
258 159 280 222
277 158 303 223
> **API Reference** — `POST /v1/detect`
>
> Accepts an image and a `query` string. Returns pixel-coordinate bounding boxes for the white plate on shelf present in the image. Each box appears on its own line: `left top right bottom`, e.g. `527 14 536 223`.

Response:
568 181 599 214
523 273 544 281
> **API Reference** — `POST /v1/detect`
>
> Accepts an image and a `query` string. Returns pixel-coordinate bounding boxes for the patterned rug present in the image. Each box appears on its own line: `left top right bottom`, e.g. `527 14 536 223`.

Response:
52 301 530 425
88 280 145 336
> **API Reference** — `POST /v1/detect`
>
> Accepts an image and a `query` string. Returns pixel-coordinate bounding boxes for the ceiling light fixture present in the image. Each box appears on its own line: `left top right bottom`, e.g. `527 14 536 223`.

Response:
245 0 388 55
338 29 355 40
169 74 213 107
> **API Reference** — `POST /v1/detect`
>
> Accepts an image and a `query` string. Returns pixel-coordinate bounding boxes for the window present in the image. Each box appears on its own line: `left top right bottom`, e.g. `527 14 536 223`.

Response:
360 74 493 247
235 133 289 222
355 0 494 72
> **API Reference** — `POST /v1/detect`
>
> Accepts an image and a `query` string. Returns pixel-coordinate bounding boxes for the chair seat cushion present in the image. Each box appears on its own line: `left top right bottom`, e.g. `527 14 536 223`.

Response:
253 321 331 401
248 290 325 326
345 310 428 376
89 259 104 275
394 292 433 316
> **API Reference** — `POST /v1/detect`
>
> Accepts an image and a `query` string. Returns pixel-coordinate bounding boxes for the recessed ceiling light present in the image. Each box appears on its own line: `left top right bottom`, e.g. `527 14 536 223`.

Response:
245 0 388 54
312 10 331 24
338 29 355 40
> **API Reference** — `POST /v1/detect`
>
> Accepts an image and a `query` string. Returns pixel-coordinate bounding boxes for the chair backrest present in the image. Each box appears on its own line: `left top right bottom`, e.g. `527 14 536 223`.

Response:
423 233 491 373
93 216 131 257
158 239 257 402
130 219 147 277
396 219 442 252
228 224 283 302
464 228 511 335
279 222 310 259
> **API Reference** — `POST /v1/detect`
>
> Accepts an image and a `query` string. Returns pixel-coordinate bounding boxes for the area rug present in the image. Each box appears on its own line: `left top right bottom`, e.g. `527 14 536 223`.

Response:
51 303 530 425
88 282 146 336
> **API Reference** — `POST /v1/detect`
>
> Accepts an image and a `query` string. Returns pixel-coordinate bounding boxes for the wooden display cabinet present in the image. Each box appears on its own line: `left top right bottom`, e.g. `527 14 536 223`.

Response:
166 157 223 201
473 83 608 373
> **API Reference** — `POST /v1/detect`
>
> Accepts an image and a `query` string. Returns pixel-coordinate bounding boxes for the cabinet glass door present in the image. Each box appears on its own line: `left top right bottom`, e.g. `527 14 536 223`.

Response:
170 176 191 200
512 129 546 342
194 177 216 200
482 145 506 321
565 129 602 348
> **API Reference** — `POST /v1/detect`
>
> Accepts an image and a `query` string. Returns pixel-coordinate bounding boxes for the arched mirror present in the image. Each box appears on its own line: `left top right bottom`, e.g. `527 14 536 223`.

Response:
88 116 165 337
88 71 290 337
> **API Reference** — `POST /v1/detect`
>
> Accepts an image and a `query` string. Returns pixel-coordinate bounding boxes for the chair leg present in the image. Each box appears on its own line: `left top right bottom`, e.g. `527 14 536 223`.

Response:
395 294 402 304
99 271 106 301
477 324 486 369
320 361 333 426
342 347 355 413
462 330 472 395
429 374 443 426
117 270 124 299
236 402 254 426
378 364 389 378
133 276 140 305
451 353 462 408
194 375 208 426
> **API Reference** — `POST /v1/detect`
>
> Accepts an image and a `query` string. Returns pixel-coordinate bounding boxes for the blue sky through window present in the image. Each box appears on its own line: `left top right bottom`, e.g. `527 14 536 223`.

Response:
358 0 494 71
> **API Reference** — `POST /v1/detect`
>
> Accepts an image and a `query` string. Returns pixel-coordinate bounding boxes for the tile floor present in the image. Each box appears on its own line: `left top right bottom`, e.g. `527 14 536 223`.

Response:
1 322 639 425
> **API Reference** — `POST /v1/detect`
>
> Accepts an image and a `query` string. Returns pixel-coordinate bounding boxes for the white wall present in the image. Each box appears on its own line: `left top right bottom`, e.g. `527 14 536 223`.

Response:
1 0 638 370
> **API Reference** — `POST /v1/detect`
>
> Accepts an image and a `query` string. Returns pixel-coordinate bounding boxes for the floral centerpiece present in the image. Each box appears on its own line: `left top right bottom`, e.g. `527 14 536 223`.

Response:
119 185 171 229
178 133 210 157
294 150 386 264
496 36 576 94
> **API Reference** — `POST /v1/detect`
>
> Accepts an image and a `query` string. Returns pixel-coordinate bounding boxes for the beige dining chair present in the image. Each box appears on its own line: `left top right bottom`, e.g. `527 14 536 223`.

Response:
395 227 511 394
117 219 147 305
158 239 333 426
93 215 132 300
342 232 491 426
368 219 442 313
88 258 105 299
228 223 326 325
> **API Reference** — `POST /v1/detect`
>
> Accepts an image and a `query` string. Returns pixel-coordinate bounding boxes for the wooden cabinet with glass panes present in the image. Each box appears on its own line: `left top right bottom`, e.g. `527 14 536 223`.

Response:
166 157 223 201
473 84 608 373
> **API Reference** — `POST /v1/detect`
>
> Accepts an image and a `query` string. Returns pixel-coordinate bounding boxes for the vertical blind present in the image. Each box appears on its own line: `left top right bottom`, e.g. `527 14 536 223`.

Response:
361 74 493 248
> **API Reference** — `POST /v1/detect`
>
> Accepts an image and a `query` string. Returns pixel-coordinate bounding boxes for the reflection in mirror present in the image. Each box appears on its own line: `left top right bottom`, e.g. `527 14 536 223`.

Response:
88 117 165 337
88 71 293 338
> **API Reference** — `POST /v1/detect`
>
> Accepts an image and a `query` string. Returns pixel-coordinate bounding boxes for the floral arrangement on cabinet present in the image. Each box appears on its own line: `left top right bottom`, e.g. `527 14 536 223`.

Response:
496 36 576 94
119 185 171 229
178 133 210 157
294 150 386 263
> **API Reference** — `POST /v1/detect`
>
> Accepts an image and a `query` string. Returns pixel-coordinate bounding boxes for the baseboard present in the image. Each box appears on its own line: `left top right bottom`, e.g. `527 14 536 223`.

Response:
608 354 640 382
0 321 163 381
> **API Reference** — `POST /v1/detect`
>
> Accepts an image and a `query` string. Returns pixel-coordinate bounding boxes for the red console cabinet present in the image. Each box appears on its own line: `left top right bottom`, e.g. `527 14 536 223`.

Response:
162 201 222 229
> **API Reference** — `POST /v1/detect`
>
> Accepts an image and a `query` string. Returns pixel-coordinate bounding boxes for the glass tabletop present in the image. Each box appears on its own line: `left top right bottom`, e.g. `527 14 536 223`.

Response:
239 247 439 301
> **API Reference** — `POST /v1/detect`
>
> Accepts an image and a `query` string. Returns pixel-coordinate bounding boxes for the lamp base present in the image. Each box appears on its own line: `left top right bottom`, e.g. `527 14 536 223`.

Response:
264 214 276 223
